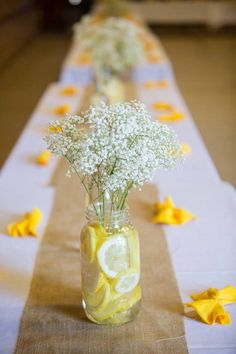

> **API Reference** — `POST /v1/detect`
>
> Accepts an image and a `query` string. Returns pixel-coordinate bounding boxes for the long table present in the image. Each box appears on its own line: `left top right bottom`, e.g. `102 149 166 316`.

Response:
0 25 236 354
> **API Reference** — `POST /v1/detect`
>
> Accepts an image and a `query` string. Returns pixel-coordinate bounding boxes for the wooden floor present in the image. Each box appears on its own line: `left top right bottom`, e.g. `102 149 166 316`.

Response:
0 31 235 184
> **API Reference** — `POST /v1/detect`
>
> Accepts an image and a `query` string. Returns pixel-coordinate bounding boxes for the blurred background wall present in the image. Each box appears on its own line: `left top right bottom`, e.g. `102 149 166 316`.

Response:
0 0 235 183
1 0 235 68
0 0 38 68
0 0 96 68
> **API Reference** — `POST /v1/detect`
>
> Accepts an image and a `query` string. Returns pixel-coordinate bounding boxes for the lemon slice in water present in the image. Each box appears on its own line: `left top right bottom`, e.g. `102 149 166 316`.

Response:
114 268 140 294
86 279 111 311
81 257 106 293
81 226 97 262
127 229 140 271
92 224 107 239
90 285 142 322
97 236 129 278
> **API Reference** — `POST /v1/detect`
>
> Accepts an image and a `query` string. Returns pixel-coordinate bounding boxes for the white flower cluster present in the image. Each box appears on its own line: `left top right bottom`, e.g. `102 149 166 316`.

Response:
73 16 143 78
45 101 183 204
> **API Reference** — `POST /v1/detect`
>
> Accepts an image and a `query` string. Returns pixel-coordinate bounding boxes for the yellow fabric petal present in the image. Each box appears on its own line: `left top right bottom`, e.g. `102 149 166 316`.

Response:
153 208 177 225
143 41 157 51
28 208 42 225
7 224 18 237
153 196 194 225
53 104 70 116
76 52 91 65
153 102 174 111
159 111 185 122
26 208 42 237
192 285 236 305
7 221 28 237
37 150 51 166
143 81 158 89
186 299 231 325
218 285 236 305
147 53 160 63
182 143 191 155
16 220 29 236
173 208 195 224
54 104 70 116
49 125 62 133
7 208 42 237
157 80 168 89
60 86 77 96
165 196 174 209
191 288 219 301
155 196 174 212
143 80 168 89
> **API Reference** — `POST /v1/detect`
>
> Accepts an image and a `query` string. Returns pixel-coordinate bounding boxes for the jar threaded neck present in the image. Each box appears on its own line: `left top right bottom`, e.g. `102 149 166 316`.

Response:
86 202 129 229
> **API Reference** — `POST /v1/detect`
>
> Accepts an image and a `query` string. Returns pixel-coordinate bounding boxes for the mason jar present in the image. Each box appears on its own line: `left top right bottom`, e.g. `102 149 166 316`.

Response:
80 203 141 325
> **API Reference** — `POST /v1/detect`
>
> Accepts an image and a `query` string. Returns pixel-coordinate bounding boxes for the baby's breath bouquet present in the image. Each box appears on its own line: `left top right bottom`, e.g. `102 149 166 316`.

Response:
46 101 182 216
45 101 183 325
73 16 143 89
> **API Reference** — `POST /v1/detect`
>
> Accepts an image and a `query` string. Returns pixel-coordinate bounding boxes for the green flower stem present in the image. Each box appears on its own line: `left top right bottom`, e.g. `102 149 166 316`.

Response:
67 158 99 218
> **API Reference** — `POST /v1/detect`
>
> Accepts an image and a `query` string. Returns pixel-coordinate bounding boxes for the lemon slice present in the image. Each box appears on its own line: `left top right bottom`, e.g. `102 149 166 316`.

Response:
92 224 107 240
90 285 142 322
97 236 129 278
85 279 111 311
81 226 97 262
81 257 106 293
114 269 140 294
127 229 140 271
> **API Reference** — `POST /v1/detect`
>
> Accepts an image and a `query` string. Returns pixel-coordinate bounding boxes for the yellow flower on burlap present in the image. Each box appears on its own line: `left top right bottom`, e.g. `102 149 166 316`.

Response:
60 86 78 96
76 52 91 65
53 104 70 116
7 208 42 237
159 111 185 123
143 80 168 89
153 196 195 225
185 285 236 325
182 143 191 155
37 150 52 166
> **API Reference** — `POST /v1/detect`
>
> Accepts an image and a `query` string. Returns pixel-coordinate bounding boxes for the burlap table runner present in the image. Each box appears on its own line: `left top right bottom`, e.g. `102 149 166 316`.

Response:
15 84 188 354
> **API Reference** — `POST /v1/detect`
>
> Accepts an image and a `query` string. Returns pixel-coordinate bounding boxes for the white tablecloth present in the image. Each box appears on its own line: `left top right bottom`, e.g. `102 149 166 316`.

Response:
0 36 236 354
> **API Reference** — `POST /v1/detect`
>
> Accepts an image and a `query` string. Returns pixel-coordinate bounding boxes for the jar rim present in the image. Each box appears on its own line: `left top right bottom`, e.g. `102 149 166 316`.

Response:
86 202 129 226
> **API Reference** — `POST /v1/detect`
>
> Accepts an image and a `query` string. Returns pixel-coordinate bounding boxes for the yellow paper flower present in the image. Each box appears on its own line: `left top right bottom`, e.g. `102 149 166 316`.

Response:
49 125 62 133
37 150 51 165
7 208 42 237
153 196 195 225
53 104 70 116
147 53 160 63
159 111 185 123
185 285 236 325
60 86 78 96
153 102 174 111
156 80 168 89
182 143 191 155
76 52 91 65
143 40 157 52
143 80 168 89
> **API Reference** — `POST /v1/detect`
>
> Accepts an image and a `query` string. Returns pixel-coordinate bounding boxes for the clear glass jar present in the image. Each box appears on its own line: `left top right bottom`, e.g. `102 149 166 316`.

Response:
80 203 141 325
